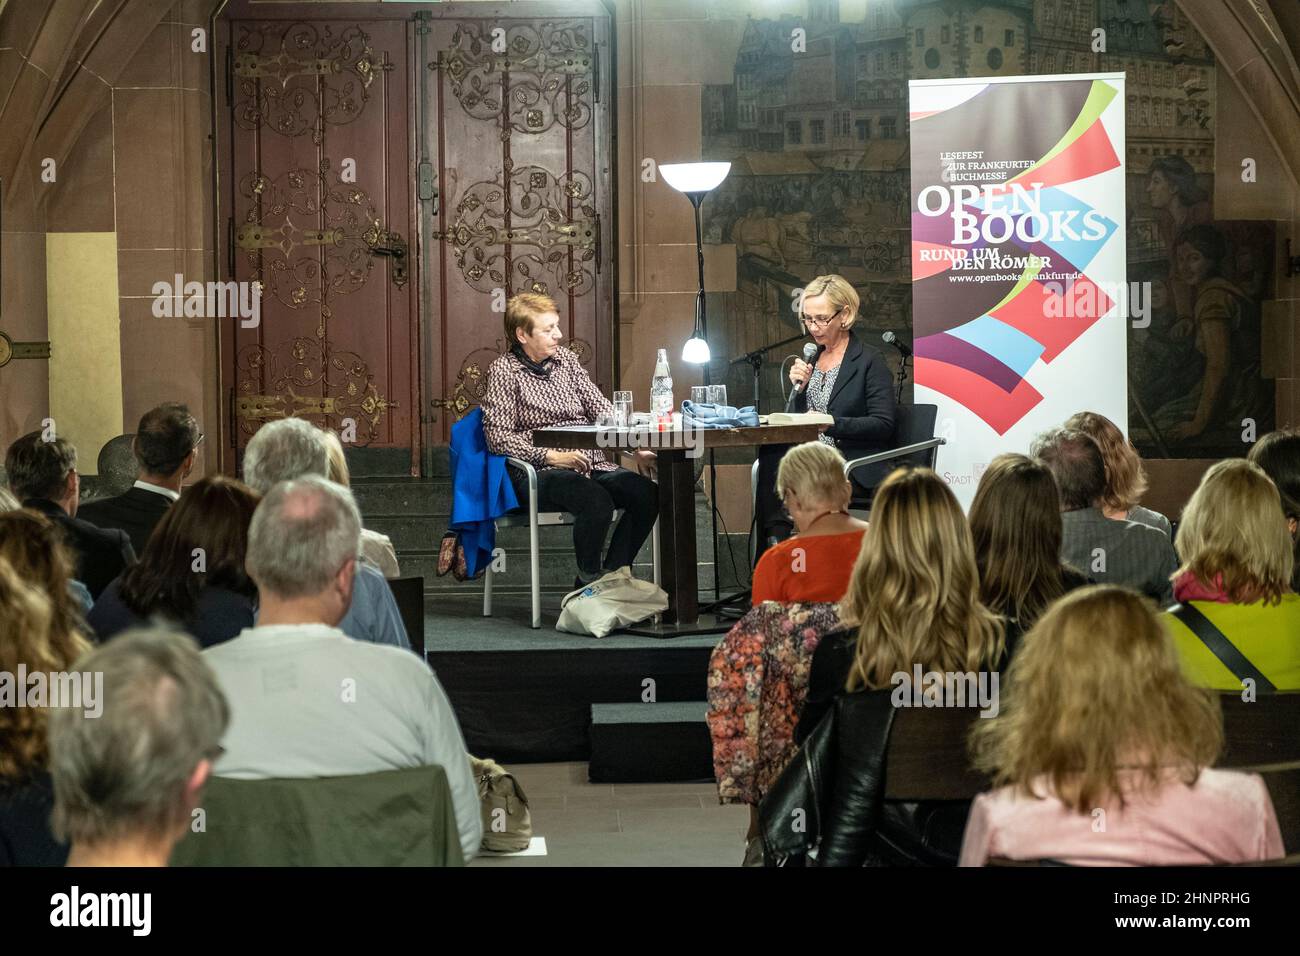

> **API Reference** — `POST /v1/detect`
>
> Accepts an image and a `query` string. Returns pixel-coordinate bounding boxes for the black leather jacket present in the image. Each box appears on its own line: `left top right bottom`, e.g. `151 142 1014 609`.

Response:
760 688 972 867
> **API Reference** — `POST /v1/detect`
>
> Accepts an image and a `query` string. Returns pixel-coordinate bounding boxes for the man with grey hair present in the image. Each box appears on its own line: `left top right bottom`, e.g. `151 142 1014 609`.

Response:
204 476 481 860
241 417 409 650
1031 426 1177 606
48 627 229 867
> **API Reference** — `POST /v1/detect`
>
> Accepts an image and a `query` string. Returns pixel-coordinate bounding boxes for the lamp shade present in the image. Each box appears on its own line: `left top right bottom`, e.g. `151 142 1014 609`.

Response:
682 335 711 365
659 162 731 194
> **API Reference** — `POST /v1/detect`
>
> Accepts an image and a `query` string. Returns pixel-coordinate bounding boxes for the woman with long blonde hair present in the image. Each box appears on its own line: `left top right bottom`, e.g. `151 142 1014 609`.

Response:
0 553 93 864
765 468 1003 866
798 467 1004 738
1162 458 1300 690
963 586 1283 865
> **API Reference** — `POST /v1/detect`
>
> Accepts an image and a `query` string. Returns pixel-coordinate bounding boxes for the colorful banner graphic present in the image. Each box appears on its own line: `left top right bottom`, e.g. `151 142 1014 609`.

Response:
909 73 1127 506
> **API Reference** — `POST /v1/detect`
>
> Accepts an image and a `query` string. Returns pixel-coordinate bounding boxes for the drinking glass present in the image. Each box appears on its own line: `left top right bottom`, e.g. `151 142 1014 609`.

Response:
690 386 709 407
706 384 727 407
613 390 633 427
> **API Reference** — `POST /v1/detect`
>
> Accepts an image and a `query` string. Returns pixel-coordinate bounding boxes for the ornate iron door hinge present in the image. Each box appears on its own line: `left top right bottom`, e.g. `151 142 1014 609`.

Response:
0 332 51 368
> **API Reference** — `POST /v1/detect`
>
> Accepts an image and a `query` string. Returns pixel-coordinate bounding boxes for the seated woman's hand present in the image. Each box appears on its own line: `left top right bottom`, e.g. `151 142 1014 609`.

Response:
547 450 592 475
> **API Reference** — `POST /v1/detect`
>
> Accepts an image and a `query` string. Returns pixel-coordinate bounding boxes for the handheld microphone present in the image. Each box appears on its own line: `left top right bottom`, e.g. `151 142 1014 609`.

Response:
882 330 913 358
785 342 823 412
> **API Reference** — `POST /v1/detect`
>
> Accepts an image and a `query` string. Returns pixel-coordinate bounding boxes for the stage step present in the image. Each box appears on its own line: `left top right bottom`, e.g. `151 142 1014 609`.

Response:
588 702 714 784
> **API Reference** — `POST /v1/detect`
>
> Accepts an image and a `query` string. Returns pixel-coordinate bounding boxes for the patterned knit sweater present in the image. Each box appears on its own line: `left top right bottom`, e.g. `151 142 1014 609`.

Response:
480 347 617 472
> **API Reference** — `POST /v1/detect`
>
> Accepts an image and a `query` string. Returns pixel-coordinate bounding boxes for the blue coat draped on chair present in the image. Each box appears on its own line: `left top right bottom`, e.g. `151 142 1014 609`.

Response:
449 407 519 578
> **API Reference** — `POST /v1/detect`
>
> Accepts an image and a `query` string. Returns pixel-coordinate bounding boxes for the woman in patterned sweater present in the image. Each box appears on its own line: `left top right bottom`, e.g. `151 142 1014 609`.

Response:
480 293 658 589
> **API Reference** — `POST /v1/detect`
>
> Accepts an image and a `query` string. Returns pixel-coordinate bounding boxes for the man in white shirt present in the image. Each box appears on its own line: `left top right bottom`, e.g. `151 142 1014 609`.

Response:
203 475 481 860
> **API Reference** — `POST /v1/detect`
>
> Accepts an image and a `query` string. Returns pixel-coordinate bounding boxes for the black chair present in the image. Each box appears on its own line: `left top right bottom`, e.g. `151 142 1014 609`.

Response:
843 403 945 513
387 576 426 661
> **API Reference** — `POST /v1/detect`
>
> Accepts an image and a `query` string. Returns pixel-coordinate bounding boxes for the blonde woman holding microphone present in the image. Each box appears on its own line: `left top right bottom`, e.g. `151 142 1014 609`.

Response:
756 274 897 559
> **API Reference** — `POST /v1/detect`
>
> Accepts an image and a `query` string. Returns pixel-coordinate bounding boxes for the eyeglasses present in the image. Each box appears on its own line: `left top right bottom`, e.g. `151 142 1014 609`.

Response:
802 307 843 329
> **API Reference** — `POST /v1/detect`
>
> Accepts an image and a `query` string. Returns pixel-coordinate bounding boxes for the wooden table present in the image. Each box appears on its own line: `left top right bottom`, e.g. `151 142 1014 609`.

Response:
534 422 826 635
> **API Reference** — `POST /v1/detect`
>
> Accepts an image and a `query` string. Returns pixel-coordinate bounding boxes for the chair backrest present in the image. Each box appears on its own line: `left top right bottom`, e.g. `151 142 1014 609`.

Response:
849 403 940 502
882 703 991 801
387 576 426 660
169 766 464 866
1260 765 1300 855
1218 693 1300 768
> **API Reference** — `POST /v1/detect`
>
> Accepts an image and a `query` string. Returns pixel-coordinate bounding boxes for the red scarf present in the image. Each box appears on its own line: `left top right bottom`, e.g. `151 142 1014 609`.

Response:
1172 571 1232 604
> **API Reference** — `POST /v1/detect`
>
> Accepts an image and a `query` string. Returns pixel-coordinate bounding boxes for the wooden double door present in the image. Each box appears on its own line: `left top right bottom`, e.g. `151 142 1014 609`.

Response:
215 1 614 476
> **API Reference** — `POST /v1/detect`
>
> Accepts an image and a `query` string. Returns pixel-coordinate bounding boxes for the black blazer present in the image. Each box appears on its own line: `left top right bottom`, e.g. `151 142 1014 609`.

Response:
78 485 174 555
22 498 135 601
794 333 898 461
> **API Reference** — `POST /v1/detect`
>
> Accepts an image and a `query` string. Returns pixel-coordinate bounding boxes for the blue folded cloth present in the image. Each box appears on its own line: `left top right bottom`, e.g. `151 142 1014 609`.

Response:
681 400 759 429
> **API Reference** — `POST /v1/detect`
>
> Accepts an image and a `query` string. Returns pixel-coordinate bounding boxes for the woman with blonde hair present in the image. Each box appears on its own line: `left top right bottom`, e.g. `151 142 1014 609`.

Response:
756 468 1003 865
969 453 1088 657
751 441 868 605
799 467 1004 738
962 586 1283 865
1065 411 1171 536
0 554 93 864
1163 458 1300 690
319 427 401 578
756 273 897 554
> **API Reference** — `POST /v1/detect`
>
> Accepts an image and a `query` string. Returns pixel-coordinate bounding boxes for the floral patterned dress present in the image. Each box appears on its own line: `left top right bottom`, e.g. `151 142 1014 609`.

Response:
706 601 844 805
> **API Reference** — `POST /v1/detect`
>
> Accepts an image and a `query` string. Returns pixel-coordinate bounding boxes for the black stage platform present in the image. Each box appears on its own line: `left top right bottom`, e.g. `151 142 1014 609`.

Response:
426 594 719 767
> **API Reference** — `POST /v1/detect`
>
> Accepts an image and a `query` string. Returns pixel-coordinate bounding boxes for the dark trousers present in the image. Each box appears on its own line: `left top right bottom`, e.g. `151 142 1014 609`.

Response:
755 444 794 566
510 466 659 581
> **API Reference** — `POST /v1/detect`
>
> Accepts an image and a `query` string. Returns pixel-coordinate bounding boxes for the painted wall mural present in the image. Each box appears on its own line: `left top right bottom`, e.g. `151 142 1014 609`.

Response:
699 0 1275 459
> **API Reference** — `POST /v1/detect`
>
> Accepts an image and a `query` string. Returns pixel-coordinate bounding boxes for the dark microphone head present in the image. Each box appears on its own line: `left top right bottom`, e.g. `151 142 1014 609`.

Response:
801 342 819 362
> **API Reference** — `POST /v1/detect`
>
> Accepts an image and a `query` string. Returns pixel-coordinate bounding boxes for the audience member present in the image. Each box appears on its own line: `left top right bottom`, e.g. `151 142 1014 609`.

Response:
800 467 1004 740
48 627 228 867
766 468 1003 865
0 510 92 645
751 441 868 605
78 403 202 554
969 454 1089 659
1032 427 1177 606
0 555 92 865
320 427 401 578
1065 411 1171 536
89 477 259 648
5 431 135 599
202 476 481 860
481 292 658 589
962 586 1284 866
1247 428 1300 593
242 418 409 650
1163 459 1300 690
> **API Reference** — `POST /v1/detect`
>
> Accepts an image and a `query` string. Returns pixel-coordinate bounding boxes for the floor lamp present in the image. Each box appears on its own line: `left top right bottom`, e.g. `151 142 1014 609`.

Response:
659 162 730 603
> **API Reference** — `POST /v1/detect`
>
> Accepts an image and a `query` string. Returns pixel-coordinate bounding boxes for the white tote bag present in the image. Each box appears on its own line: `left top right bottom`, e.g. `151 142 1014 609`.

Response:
555 566 668 638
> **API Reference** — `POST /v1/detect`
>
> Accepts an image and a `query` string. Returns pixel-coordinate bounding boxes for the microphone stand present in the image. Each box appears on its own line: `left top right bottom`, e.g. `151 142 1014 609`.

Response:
895 353 911 404
729 331 806 414
703 330 809 620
